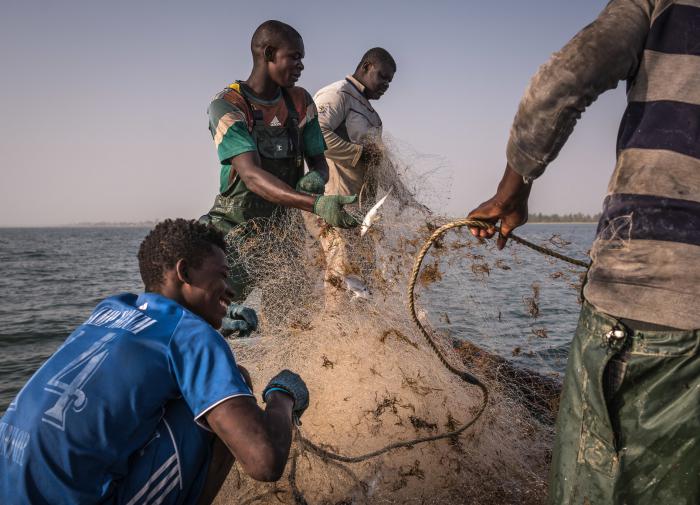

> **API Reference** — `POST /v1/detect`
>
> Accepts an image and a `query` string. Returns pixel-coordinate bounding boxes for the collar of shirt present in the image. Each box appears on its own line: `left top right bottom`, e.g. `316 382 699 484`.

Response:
344 75 375 113
234 81 283 106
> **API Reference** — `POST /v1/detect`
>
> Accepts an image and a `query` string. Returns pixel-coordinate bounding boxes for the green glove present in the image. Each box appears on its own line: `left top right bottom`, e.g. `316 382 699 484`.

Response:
296 170 326 195
313 194 359 228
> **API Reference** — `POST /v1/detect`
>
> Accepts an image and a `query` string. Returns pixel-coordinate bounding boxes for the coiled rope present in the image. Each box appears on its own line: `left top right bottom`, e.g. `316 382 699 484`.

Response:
403 218 590 449
287 218 590 503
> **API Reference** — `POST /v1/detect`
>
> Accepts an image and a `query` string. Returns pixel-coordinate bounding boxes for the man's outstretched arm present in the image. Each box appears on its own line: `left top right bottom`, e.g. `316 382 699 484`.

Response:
203 369 308 483
206 393 294 482
232 151 316 212
469 0 652 245
507 0 652 180
232 151 358 228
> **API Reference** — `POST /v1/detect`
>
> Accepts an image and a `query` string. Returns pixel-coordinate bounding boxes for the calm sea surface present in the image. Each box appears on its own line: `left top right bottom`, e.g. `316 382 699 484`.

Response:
424 223 595 376
0 224 596 413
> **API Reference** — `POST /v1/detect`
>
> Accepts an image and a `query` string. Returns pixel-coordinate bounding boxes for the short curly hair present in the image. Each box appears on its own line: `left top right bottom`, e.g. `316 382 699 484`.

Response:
137 219 227 292
356 47 396 72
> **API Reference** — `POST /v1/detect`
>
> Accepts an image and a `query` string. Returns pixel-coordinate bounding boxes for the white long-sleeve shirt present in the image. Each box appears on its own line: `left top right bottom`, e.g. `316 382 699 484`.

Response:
314 75 383 195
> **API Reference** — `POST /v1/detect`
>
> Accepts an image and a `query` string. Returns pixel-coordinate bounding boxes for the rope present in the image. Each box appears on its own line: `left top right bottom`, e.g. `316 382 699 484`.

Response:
291 219 589 486
407 218 588 384
296 396 486 463
506 230 589 268
402 218 590 449
288 450 308 505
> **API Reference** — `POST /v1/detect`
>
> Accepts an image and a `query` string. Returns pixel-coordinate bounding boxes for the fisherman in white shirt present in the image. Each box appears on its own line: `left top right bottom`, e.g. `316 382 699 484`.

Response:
305 48 396 303
314 48 395 197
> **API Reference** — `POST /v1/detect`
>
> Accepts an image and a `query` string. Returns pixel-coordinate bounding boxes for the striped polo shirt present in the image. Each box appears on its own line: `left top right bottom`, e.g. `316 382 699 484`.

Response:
506 0 700 329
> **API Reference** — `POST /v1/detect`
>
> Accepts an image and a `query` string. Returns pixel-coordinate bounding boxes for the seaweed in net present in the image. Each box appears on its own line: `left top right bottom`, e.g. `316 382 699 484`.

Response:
213 143 585 504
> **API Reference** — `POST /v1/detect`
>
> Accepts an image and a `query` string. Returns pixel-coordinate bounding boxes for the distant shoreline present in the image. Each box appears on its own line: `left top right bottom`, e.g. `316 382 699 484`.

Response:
71 222 156 228
527 212 600 224
0 222 156 229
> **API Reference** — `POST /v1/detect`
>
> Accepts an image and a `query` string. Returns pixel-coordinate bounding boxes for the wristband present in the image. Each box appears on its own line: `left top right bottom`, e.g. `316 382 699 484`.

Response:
263 387 292 402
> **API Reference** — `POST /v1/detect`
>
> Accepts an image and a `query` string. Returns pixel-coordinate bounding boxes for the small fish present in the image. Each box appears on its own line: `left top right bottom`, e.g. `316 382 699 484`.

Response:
360 191 391 237
344 275 370 299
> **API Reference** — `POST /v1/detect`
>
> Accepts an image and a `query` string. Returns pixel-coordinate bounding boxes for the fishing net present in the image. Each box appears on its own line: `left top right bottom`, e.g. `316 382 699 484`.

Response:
214 140 588 504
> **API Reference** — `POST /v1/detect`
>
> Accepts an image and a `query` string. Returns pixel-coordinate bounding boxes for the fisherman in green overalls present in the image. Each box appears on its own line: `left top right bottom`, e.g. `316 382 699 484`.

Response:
201 20 358 333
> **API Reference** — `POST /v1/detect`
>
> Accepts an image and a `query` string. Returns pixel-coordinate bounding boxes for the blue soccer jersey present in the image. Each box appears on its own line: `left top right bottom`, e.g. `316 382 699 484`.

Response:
0 293 253 505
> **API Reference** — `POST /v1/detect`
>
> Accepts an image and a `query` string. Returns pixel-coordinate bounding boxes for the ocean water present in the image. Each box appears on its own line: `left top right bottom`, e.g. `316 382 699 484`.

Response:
0 227 148 413
423 223 595 376
0 224 596 413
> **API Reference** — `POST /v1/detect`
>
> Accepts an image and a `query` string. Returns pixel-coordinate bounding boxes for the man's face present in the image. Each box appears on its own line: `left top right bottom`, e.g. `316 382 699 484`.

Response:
268 38 305 88
181 245 232 329
362 61 395 100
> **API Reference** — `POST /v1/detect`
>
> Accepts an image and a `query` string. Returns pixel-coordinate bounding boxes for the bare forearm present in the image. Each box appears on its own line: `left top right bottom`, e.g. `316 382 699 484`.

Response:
240 169 316 212
496 164 533 201
207 394 294 482
260 392 294 468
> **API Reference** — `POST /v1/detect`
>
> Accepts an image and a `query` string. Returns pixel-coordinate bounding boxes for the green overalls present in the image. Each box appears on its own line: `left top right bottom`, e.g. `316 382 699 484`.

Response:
550 302 700 505
203 82 304 301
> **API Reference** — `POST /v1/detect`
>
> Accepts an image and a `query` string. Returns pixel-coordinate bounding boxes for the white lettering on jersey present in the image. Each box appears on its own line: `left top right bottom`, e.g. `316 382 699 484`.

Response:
6 332 86 413
85 308 156 334
0 422 31 466
42 332 117 431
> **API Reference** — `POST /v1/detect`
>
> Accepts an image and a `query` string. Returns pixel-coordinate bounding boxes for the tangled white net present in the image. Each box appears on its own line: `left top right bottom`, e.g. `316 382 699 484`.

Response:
214 142 587 504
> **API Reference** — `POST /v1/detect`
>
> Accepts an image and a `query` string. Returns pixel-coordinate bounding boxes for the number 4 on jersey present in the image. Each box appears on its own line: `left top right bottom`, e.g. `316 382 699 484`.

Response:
42 332 117 431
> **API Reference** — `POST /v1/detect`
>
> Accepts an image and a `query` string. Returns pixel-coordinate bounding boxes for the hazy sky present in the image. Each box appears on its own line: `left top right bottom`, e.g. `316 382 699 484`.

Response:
0 0 626 226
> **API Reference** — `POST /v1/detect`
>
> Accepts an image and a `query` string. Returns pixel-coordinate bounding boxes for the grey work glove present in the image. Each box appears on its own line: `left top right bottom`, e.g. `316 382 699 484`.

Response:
313 194 359 228
262 370 309 425
296 170 326 195
221 303 258 338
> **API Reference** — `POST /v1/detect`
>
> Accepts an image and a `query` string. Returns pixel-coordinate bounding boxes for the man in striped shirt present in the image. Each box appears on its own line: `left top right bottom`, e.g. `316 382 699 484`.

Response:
468 1 700 503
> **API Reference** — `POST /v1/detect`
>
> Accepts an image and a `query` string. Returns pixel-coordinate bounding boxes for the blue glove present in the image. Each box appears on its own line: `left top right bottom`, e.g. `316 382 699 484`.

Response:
262 370 309 425
296 170 326 195
221 303 258 338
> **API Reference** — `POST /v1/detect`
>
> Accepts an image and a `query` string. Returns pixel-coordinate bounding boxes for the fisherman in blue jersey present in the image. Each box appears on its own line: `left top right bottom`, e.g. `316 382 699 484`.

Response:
0 219 309 505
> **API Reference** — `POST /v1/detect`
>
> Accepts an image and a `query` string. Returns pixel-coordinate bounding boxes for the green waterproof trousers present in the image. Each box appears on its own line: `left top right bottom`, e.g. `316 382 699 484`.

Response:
549 303 700 505
549 302 700 504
